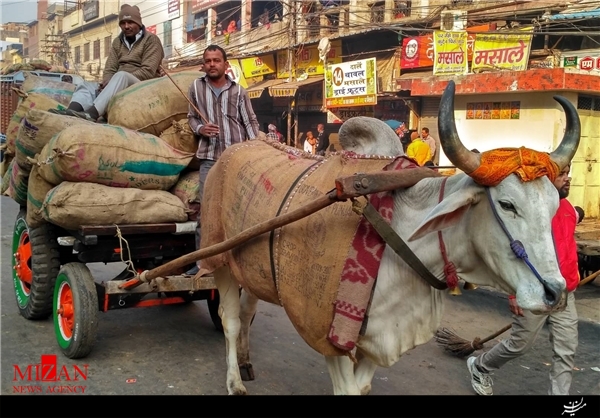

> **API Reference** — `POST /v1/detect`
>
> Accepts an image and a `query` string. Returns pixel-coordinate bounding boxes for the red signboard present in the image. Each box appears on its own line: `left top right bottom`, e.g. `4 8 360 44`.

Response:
580 56 594 71
146 25 157 34
401 24 495 69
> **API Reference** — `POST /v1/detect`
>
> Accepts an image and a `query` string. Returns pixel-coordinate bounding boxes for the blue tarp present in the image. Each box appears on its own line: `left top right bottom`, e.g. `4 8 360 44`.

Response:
548 9 600 20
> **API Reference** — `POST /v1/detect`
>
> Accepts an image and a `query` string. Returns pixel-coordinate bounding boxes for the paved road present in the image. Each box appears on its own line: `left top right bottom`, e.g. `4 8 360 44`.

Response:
1 196 599 395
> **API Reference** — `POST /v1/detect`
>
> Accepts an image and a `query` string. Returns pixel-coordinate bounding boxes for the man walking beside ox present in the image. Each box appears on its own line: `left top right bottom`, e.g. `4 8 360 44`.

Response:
186 44 260 275
467 163 580 395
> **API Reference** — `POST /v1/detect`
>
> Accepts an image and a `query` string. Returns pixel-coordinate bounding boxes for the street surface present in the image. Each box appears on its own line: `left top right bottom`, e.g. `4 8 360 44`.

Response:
1 196 599 395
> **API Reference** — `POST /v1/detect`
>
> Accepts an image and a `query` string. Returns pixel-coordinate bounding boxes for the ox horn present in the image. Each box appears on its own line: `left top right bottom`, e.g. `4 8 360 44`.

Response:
549 96 581 169
438 81 481 174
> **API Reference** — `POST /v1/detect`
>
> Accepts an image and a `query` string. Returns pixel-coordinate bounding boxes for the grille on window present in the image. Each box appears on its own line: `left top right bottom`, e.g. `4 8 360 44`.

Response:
577 95 593 110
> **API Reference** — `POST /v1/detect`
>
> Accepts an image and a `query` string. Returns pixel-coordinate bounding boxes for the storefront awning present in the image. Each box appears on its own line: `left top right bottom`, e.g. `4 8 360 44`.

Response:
246 79 287 99
269 76 324 98
548 7 600 20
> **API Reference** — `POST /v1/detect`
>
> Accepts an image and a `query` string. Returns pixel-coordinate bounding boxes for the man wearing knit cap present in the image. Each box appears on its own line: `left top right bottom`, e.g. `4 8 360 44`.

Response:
50 4 164 121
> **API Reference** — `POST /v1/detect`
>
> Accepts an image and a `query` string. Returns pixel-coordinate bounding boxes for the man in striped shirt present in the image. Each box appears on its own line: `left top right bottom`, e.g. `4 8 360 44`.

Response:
186 44 260 275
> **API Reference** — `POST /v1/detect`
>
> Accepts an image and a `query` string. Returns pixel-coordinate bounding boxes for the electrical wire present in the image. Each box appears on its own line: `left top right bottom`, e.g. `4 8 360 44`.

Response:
8 0 600 70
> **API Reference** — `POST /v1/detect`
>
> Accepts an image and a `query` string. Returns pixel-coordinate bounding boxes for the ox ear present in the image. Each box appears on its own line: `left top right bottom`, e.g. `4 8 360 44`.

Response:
408 184 482 241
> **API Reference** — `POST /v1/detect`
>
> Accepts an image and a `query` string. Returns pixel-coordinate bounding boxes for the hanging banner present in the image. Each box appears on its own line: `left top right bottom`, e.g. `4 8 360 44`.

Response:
277 40 342 79
401 24 494 69
325 58 377 108
472 29 533 73
240 54 276 78
433 31 468 75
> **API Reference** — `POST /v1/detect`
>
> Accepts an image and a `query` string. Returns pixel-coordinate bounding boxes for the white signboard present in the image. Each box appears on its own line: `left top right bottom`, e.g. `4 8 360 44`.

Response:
167 0 180 20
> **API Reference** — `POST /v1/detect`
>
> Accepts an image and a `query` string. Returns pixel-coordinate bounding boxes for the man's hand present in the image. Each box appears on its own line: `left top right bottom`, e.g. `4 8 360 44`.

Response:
198 123 219 137
508 296 524 316
97 81 107 93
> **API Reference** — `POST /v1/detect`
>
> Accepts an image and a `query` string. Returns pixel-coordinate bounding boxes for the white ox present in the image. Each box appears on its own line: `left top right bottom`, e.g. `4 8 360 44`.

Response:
200 81 580 395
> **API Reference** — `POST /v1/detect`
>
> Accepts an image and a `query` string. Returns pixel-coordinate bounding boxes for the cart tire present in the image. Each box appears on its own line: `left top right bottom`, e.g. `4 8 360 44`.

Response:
206 291 223 332
53 263 99 359
12 208 61 320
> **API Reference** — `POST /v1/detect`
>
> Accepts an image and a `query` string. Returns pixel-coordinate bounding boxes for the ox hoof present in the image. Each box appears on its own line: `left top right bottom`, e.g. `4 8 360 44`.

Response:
360 385 372 396
239 363 255 381
228 385 248 395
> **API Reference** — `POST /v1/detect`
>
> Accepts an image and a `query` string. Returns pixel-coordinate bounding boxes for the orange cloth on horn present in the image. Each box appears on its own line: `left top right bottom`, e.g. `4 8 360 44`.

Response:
468 147 560 187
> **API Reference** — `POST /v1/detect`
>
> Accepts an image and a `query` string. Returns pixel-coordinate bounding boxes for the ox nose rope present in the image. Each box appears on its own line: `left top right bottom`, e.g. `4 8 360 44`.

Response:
484 187 547 287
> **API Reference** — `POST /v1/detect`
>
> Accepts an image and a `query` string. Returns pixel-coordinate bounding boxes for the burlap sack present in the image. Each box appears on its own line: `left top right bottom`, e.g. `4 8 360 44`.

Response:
169 171 200 220
27 163 54 229
159 119 199 154
21 74 75 105
4 158 29 205
37 124 194 190
107 71 203 136
5 92 66 157
15 109 96 172
201 140 397 357
42 182 188 230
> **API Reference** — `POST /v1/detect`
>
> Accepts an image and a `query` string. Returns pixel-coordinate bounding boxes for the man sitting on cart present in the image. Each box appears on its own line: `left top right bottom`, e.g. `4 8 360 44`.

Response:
50 4 164 122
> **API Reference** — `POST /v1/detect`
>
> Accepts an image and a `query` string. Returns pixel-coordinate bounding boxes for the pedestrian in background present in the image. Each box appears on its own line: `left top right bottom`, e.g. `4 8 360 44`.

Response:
467 163 580 396
406 131 431 166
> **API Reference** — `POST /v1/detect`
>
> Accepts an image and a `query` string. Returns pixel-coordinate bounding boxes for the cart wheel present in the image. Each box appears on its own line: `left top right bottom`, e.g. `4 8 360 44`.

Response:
12 208 61 319
53 263 99 359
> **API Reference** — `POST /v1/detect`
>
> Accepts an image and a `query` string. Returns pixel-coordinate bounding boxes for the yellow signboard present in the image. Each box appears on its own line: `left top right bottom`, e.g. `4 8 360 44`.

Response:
433 31 468 75
225 59 248 88
472 29 533 72
325 58 377 108
277 40 342 79
240 54 276 79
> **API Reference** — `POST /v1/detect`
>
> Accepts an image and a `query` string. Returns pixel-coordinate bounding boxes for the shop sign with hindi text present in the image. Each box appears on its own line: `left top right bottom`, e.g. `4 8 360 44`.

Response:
240 54 276 78
471 29 533 72
560 50 600 74
401 24 494 70
325 58 377 108
433 31 468 75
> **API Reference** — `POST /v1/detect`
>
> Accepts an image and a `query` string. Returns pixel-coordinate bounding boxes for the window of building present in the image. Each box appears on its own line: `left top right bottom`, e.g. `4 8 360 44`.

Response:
251 1 283 28
370 1 385 23
578 95 600 112
74 46 81 64
163 20 172 46
104 36 111 56
93 39 100 60
83 42 90 62
393 1 412 18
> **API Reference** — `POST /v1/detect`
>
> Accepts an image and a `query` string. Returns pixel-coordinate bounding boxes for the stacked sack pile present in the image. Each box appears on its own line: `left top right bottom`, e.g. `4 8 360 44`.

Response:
2 71 203 231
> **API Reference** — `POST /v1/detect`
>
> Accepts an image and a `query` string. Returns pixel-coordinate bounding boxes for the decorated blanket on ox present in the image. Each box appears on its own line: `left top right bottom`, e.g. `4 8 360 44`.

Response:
201 139 418 357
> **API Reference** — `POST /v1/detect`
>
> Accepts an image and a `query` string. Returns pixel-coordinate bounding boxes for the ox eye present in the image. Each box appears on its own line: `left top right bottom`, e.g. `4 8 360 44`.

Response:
499 200 517 213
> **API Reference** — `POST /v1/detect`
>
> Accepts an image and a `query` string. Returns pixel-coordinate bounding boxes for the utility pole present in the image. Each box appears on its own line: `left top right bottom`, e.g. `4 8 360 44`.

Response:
286 0 296 146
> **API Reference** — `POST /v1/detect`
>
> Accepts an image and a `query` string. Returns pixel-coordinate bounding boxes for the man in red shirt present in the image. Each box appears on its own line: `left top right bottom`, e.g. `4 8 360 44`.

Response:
467 163 580 395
